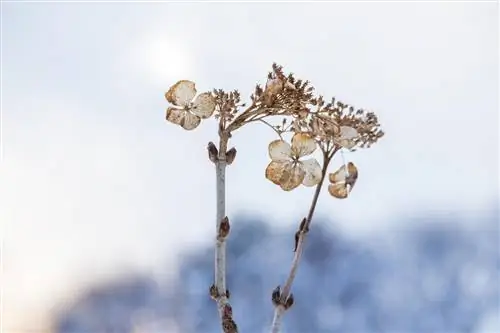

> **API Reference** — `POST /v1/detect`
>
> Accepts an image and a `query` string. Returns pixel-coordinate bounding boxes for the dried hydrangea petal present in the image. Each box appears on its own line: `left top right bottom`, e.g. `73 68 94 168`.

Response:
279 162 305 191
328 162 358 199
165 80 196 106
328 183 349 199
336 126 358 149
301 158 322 186
265 161 287 185
166 107 185 126
191 92 215 119
181 112 201 130
291 133 316 157
268 140 292 162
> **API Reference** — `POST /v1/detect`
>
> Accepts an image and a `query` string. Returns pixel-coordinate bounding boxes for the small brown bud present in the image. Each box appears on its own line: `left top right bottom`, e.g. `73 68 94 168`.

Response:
271 285 281 307
222 318 238 333
284 293 294 310
226 147 237 165
293 230 300 252
226 289 230 299
218 216 230 239
209 284 218 300
207 141 219 164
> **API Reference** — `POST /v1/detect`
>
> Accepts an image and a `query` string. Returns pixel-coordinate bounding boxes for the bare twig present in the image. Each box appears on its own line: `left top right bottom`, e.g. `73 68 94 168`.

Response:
211 133 239 333
269 149 336 333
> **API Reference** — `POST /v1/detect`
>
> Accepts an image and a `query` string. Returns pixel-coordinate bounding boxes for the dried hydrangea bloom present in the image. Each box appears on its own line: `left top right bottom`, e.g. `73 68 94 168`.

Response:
265 133 322 191
328 162 358 199
165 80 215 130
335 126 359 149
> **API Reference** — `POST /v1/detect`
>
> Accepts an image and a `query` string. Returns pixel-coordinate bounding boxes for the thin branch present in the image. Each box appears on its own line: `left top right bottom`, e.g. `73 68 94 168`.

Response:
211 132 239 333
255 118 284 140
269 148 338 333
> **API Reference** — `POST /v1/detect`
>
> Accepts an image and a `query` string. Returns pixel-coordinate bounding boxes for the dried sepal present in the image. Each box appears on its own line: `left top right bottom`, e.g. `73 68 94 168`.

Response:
328 162 358 199
165 80 196 106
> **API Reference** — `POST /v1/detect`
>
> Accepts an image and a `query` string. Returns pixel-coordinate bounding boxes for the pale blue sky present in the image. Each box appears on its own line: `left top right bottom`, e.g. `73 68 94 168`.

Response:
1 2 498 332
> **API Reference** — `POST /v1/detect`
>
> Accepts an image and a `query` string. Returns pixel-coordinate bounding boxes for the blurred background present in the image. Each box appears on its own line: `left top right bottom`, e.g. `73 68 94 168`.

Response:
1 1 498 333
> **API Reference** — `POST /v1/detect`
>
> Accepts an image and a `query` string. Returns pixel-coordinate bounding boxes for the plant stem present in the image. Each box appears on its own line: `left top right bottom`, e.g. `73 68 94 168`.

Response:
269 151 333 333
214 134 239 333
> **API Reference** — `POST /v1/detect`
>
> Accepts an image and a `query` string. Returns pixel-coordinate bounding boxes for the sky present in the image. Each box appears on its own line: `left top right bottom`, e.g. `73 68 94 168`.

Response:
1 1 498 332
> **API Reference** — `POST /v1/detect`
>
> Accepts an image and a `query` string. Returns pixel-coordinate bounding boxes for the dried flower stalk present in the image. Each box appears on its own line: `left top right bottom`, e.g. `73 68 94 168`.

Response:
163 63 385 333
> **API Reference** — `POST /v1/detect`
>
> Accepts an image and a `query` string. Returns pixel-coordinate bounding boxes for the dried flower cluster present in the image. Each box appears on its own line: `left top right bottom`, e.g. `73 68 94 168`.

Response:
163 63 384 333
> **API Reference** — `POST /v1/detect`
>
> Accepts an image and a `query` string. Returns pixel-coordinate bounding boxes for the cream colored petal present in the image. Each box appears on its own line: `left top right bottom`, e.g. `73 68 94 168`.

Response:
336 126 358 149
265 161 287 185
165 80 196 106
291 133 316 157
166 107 185 126
328 183 349 199
268 139 293 162
181 112 201 130
190 92 215 119
301 158 322 187
279 162 305 191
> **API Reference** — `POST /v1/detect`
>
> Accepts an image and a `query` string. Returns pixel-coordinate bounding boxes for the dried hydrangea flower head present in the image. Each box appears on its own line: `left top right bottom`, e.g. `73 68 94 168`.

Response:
165 80 216 130
266 133 322 191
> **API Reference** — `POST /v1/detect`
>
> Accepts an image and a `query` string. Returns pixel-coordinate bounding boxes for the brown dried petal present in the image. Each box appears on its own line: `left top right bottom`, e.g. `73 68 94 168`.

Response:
182 112 201 130
166 107 184 126
265 161 287 185
191 92 215 119
165 80 196 106
279 162 305 191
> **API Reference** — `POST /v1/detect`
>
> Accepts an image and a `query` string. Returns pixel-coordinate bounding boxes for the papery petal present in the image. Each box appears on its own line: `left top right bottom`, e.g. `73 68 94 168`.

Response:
165 80 196 106
265 161 287 185
268 140 293 161
279 162 305 191
291 133 316 157
337 126 358 149
340 126 358 139
181 112 201 130
328 162 358 199
191 92 215 119
301 158 322 186
328 183 349 199
166 107 185 126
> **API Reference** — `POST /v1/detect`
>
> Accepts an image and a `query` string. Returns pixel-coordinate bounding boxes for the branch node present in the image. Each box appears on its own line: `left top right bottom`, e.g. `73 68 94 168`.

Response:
293 218 308 252
209 283 219 300
218 216 230 240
